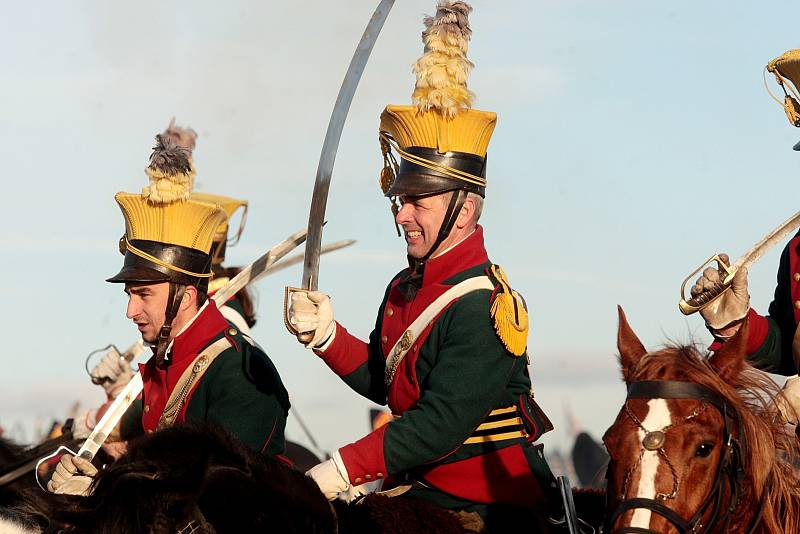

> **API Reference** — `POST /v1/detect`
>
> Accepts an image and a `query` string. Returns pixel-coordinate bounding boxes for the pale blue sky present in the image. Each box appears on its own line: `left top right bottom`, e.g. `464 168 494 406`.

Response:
1 1 798 457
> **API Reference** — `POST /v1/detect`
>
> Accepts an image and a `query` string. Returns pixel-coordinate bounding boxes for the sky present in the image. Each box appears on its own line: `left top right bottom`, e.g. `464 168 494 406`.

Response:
1 0 799 463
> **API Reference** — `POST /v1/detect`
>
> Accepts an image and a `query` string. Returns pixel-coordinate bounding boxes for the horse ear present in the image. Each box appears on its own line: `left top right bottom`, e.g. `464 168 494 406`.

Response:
708 316 749 382
617 305 647 384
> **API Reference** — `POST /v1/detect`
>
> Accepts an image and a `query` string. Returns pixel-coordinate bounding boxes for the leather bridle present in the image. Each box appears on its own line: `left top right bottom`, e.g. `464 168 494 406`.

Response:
605 380 762 534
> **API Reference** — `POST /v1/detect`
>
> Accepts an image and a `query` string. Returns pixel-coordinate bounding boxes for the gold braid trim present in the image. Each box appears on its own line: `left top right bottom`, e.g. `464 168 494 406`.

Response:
125 239 213 278
488 264 528 357
379 132 486 191
765 62 800 127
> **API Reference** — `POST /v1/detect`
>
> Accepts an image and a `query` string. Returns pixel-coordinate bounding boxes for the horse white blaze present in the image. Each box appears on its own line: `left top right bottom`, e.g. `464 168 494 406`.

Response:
630 399 672 529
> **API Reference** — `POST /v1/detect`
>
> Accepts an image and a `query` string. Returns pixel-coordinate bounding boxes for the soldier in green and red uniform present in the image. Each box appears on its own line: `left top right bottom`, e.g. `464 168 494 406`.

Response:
691 49 800 378
78 121 264 451
286 1 559 526
48 127 289 495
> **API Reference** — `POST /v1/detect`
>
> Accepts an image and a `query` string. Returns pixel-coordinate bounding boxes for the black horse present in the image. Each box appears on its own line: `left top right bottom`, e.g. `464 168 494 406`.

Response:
12 424 605 533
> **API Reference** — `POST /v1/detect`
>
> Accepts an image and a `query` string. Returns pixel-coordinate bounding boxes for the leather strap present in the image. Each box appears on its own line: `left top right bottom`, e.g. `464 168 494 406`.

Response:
157 336 232 429
154 283 186 366
384 276 494 387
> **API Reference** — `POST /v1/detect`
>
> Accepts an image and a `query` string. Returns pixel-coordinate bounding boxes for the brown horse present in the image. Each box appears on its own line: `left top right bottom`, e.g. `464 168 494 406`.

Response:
603 307 800 533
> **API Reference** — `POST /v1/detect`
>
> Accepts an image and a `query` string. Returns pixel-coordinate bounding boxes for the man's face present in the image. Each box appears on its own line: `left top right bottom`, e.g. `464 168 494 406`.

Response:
124 282 169 343
394 193 449 259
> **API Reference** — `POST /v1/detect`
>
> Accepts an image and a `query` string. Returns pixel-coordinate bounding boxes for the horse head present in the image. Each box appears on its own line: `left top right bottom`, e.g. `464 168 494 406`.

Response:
603 306 800 534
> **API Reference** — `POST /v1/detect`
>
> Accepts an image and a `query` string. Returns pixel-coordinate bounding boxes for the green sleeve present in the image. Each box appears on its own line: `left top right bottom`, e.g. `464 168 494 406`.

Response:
382 290 521 473
750 239 797 375
188 343 290 455
119 398 144 441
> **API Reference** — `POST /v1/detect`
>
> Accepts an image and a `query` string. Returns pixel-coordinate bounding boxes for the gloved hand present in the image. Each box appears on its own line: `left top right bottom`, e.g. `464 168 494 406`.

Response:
306 450 351 501
91 348 134 399
690 255 750 332
47 454 98 496
777 375 800 425
288 291 335 349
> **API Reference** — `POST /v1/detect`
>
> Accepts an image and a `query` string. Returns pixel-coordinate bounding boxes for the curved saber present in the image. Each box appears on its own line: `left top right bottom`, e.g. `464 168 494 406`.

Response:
301 0 395 291
679 210 800 314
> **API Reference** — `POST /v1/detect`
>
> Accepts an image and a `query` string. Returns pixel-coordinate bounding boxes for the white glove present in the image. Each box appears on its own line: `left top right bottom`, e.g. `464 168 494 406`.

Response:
777 375 800 425
690 255 750 332
91 348 135 398
289 291 336 349
72 409 98 440
306 450 351 501
47 454 98 495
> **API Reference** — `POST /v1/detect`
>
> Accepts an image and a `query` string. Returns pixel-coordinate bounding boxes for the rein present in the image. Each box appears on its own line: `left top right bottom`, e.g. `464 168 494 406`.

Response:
605 380 768 534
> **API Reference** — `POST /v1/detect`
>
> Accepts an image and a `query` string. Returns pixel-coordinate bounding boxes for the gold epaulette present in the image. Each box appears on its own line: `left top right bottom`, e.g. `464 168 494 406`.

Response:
488 264 529 357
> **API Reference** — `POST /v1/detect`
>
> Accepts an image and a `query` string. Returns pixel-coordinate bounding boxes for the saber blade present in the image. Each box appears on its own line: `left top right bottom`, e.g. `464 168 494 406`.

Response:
301 0 395 291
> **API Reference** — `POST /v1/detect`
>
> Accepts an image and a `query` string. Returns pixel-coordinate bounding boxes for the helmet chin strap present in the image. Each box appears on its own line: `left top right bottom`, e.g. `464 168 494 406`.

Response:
418 189 468 264
397 190 467 301
154 283 186 367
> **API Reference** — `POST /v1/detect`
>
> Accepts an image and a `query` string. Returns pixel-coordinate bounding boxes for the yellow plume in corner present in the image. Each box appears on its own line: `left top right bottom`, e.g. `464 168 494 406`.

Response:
412 1 475 119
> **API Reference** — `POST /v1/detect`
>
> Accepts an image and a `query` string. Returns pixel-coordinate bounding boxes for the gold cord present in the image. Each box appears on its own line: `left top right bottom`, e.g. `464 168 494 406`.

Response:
125 239 212 278
379 132 487 189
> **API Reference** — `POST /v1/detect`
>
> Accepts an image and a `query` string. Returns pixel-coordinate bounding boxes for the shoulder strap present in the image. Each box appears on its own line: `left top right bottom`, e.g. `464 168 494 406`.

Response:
157 336 232 429
384 276 494 387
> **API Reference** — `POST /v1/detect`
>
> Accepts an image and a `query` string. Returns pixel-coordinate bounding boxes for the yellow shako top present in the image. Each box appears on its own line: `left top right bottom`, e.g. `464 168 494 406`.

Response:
379 0 496 198
766 49 800 150
192 191 248 264
107 126 227 291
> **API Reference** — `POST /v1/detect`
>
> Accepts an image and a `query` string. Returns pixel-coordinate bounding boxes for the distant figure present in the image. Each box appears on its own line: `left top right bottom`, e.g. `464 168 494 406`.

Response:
571 432 609 489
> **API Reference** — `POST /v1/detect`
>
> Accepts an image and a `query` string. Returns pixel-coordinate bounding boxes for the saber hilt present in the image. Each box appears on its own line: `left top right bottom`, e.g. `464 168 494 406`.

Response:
678 254 735 315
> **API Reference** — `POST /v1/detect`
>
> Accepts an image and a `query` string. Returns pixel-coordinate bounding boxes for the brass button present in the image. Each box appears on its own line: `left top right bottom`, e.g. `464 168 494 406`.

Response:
228 328 238 336
146 429 154 434
376 472 384 478
794 273 800 282
381 335 388 344
144 404 150 413
365 474 372 480
355 477 363 484
386 308 394 317
795 301 800 310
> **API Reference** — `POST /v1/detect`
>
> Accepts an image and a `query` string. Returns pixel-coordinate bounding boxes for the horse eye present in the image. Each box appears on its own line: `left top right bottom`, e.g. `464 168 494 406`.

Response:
695 442 714 458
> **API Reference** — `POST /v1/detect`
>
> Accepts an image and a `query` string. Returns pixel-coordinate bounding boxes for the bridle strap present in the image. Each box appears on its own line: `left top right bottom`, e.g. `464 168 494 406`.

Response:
627 381 730 414
608 497 690 534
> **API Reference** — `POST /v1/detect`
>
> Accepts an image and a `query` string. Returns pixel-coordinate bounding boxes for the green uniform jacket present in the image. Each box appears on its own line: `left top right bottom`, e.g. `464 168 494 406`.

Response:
120 301 289 455
315 226 557 510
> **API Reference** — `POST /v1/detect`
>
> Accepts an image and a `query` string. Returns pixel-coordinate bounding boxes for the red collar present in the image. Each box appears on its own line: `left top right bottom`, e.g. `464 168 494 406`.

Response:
414 225 489 287
169 301 229 364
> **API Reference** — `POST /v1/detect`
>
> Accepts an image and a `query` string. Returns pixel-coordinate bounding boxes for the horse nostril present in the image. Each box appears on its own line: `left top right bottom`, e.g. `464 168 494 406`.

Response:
695 442 714 458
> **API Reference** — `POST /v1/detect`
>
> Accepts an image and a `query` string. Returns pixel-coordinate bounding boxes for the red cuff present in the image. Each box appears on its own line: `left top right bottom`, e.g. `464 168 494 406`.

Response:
744 308 769 355
708 308 768 355
313 322 369 376
338 426 389 485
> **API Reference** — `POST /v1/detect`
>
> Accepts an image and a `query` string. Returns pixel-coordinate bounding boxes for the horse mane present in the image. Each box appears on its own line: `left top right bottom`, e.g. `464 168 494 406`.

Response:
631 343 800 534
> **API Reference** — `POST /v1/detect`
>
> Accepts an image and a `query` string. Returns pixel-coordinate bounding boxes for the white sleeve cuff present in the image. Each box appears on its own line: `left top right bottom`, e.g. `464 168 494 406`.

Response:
332 449 349 484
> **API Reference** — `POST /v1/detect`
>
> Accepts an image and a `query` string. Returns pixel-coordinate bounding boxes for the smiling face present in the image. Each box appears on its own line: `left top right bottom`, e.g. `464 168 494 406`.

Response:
394 192 478 259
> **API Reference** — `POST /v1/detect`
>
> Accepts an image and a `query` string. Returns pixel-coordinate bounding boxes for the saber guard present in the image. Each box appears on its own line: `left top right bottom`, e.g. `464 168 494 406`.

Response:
678 254 736 315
